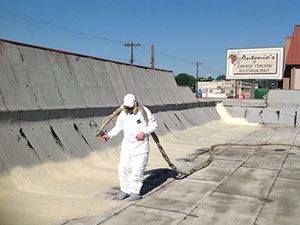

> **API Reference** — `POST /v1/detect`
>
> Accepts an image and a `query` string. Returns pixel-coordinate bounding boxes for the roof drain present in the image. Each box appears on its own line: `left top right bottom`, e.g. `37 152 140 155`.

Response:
276 110 280 121
244 109 248 118
259 109 263 118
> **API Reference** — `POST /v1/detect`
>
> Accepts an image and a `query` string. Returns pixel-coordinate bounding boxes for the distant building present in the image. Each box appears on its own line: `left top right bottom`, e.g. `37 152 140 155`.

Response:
197 80 225 98
281 25 300 90
197 80 255 98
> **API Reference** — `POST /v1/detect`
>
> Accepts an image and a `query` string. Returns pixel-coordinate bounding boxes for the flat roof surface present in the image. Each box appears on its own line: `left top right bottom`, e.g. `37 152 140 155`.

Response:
63 125 300 225
1 106 299 225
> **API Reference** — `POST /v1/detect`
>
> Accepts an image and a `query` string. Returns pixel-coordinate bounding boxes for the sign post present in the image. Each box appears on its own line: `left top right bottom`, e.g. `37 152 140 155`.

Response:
251 80 255 99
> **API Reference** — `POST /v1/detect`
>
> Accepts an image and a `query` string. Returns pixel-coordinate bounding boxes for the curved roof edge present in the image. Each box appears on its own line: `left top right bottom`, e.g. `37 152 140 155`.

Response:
0 38 173 73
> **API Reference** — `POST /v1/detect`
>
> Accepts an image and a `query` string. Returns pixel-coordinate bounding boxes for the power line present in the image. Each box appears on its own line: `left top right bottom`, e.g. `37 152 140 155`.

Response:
138 45 196 64
201 63 224 76
0 7 125 45
0 15 125 46
138 46 224 76
134 59 149 65
0 7 224 75
0 7 181 67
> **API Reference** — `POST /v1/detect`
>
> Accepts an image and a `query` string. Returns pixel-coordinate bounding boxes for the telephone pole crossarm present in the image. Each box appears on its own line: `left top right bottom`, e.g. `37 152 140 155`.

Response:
124 42 141 64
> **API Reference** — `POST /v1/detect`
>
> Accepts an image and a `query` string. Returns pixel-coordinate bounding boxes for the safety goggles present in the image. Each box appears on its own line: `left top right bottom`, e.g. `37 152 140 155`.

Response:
124 106 134 111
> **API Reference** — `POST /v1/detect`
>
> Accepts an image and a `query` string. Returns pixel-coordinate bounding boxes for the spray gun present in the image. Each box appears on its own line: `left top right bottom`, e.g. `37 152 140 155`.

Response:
96 129 106 138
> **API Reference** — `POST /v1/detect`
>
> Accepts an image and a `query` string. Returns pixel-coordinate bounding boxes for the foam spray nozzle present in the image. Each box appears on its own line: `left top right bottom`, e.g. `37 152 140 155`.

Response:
96 130 106 137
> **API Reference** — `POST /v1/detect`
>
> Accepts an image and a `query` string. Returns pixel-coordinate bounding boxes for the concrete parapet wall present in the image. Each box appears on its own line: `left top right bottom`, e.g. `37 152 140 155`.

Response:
223 90 300 127
0 39 219 175
0 40 197 112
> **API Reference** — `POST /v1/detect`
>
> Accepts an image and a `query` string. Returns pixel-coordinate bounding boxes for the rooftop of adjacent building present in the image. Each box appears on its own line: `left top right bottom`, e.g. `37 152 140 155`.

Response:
286 25 300 65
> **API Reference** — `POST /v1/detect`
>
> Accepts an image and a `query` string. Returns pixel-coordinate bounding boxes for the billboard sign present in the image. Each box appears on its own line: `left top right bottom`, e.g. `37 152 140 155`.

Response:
226 47 284 80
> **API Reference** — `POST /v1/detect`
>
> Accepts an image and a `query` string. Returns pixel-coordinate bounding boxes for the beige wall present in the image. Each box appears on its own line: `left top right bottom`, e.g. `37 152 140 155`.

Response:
283 78 290 89
291 68 300 89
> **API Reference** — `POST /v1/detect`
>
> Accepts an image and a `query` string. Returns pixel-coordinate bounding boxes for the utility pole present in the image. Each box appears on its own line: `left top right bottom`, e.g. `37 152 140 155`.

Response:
193 62 203 96
124 42 141 64
151 44 155 68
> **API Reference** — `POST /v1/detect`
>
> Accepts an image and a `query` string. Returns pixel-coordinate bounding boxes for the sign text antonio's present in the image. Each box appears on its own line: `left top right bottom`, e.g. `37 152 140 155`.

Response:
226 47 284 80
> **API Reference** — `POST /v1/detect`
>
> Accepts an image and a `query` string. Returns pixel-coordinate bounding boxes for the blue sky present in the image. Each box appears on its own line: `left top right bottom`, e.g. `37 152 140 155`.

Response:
0 0 299 78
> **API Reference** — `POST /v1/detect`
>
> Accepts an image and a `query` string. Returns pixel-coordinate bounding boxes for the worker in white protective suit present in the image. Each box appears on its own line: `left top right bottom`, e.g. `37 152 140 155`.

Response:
100 93 157 201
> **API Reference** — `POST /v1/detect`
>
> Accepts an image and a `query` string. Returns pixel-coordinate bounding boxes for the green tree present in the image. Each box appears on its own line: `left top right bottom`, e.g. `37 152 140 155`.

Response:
197 77 207 81
241 79 278 89
207 76 214 81
197 76 215 81
216 75 226 80
175 73 196 92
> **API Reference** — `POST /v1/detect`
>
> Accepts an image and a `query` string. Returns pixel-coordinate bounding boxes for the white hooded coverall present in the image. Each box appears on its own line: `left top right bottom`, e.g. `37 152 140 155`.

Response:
108 106 157 194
